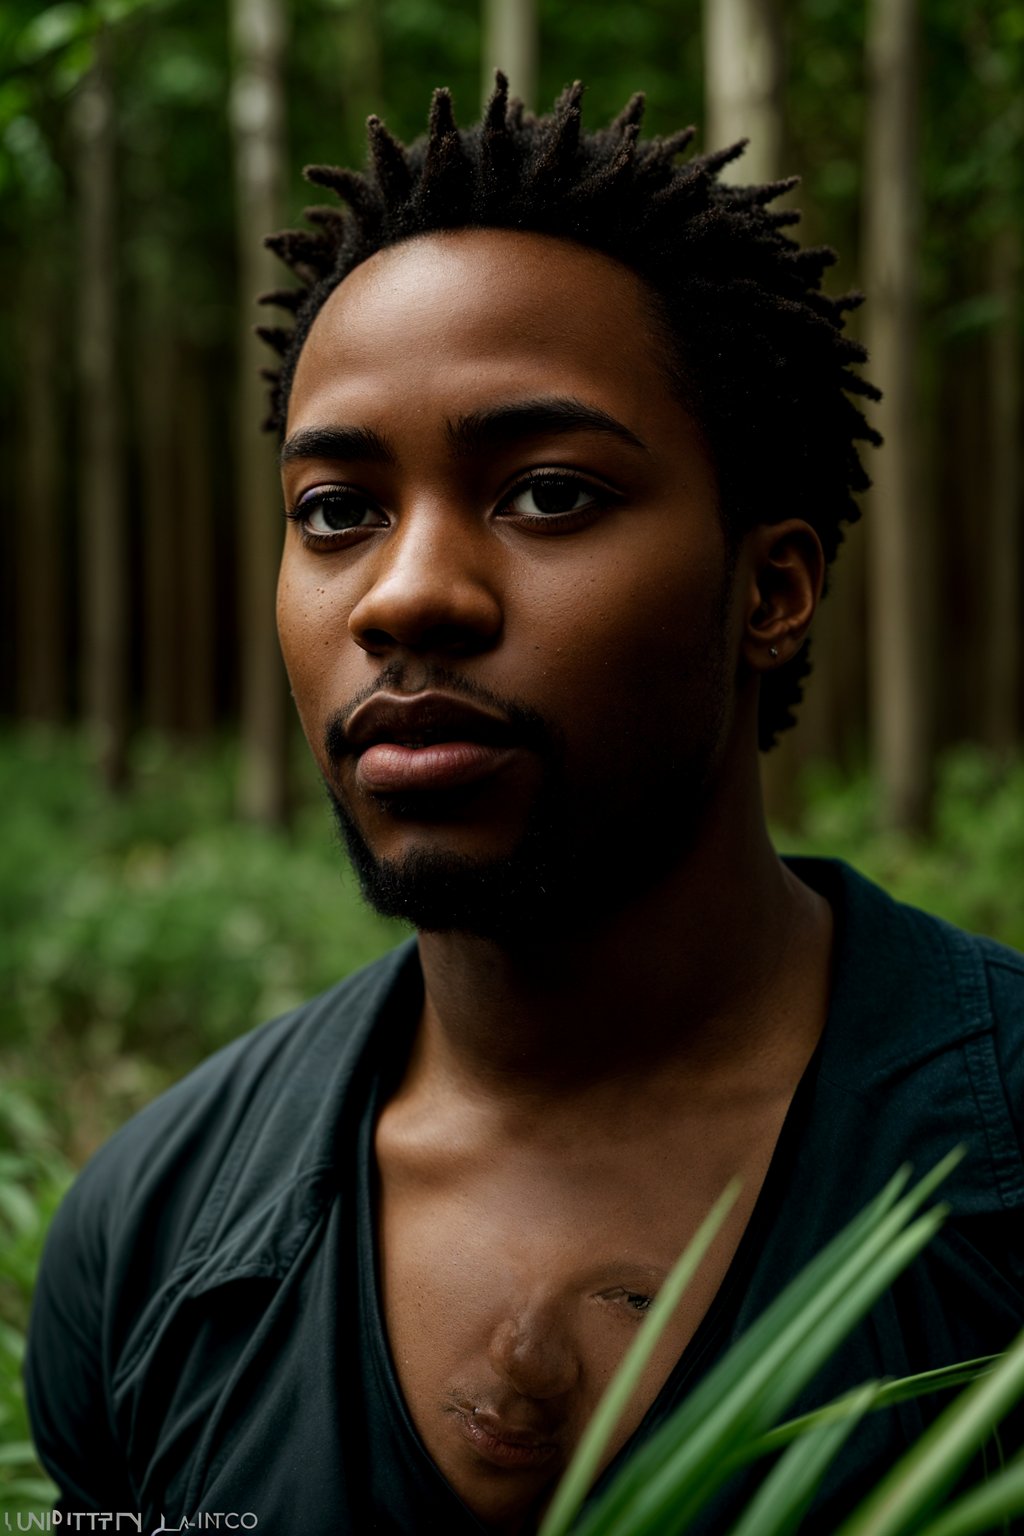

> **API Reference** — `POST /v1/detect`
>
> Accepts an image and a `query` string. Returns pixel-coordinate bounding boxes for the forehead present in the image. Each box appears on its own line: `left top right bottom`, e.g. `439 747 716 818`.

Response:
286 228 679 437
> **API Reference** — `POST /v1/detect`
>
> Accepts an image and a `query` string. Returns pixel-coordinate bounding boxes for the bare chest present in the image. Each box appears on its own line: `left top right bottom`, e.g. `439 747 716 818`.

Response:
374 1102 789 1529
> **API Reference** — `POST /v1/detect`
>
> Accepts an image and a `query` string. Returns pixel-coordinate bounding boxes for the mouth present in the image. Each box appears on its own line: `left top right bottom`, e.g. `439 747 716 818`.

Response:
344 692 522 795
449 1405 561 1472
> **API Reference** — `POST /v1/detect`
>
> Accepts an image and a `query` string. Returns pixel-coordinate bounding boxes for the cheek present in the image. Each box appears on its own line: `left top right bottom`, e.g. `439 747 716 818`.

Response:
510 537 728 708
276 556 354 730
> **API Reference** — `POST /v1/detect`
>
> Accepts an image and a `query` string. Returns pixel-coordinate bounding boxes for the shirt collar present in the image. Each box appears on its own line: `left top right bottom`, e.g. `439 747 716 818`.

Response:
185 858 997 1289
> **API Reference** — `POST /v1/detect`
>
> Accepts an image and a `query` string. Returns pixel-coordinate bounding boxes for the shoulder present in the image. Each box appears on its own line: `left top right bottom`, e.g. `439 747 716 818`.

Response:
27 941 419 1499
975 929 1024 1017
782 858 1024 1318
801 853 1024 1191
788 853 1024 1171
851 865 1024 1051
972 930 1024 1139
788 852 1023 1037
33 940 419 1334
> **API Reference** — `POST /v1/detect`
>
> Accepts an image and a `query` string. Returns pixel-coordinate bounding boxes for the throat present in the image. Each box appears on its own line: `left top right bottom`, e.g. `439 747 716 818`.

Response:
411 853 833 1100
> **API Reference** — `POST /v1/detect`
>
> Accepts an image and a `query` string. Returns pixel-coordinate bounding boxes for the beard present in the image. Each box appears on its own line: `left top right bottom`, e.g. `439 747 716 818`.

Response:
327 779 583 943
322 619 734 945
324 673 585 943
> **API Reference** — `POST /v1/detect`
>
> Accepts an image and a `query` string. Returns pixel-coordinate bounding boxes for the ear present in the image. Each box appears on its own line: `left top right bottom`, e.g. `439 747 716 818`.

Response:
739 519 825 673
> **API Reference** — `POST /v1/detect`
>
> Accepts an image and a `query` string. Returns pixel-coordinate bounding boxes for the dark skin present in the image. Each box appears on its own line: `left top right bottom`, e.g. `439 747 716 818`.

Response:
277 228 833 1532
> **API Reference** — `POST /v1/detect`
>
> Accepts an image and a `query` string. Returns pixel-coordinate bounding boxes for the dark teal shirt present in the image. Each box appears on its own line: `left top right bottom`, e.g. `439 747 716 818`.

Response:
25 859 1024 1532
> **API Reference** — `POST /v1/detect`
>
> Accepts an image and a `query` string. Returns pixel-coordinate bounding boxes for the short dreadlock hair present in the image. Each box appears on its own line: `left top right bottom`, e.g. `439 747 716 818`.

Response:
259 75 880 750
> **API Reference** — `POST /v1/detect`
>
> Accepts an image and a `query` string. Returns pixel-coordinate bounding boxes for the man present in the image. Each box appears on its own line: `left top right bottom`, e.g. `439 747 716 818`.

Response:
27 79 1024 1534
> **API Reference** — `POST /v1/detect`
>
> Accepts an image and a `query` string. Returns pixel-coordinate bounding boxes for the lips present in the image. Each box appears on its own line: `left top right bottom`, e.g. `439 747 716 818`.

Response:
345 692 516 753
344 692 521 795
451 1405 561 1471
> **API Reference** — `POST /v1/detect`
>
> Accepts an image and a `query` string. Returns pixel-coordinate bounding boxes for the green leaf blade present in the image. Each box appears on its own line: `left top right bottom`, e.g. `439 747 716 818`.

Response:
750 1358 998 1460
537 1178 743 1536
837 1325 1024 1536
915 1453 1024 1536
574 1198 951 1536
727 1381 883 1536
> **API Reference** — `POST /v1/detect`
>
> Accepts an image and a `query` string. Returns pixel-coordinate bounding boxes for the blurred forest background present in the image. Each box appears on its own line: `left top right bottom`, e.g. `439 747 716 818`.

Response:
0 0 1023 1505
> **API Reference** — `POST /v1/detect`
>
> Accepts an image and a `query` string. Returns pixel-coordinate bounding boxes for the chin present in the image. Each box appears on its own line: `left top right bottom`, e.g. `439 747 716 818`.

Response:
323 748 715 941
347 839 571 942
326 783 589 941
441 1443 564 1536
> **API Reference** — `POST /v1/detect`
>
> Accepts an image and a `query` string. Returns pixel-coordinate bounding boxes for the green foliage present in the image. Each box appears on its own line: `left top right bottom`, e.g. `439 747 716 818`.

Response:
540 1157 1024 1536
13 5 94 69
783 748 1024 953
0 1086 68 1513
1 731 405 1111
539 0 704 137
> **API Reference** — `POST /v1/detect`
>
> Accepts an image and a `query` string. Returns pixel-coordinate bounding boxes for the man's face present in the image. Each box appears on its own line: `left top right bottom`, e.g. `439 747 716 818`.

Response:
277 228 742 937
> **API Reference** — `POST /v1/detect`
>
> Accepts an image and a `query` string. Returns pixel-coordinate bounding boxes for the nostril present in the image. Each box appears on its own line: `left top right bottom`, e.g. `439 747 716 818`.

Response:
360 627 394 650
419 623 492 655
354 620 498 658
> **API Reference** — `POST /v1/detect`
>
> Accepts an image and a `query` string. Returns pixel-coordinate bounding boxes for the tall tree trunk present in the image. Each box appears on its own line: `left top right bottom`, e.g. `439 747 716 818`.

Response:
74 28 129 789
179 348 217 739
938 331 986 746
863 0 930 830
702 0 806 824
138 327 180 734
16 253 65 724
482 0 537 110
230 0 290 824
703 0 783 183
984 226 1021 754
338 0 382 150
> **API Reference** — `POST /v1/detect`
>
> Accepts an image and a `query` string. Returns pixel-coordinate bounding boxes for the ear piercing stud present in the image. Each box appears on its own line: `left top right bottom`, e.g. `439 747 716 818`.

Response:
769 646 779 659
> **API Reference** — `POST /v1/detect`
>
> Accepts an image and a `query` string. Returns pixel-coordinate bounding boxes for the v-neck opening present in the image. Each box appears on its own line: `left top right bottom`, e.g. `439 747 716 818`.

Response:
590 1028 825 1491
356 874 837 1530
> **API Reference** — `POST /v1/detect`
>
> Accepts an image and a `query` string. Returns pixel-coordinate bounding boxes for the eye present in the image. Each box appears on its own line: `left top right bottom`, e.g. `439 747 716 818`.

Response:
500 473 613 521
599 1286 654 1318
288 486 387 539
622 1291 652 1315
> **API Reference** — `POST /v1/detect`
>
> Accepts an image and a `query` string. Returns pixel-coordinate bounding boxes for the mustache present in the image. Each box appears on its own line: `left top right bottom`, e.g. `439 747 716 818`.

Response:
323 662 561 764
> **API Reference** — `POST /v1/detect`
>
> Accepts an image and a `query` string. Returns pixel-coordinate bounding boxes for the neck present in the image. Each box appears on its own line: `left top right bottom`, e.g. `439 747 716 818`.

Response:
411 753 832 1104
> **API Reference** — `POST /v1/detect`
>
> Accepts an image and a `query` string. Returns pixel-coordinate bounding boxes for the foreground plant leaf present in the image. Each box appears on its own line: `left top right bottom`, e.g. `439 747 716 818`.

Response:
538 1180 742 1536
915 1451 1024 1536
568 1154 961 1536
727 1381 882 1536
749 1358 998 1459
540 1150 964 1536
835 1324 1024 1536
601 1218 946 1536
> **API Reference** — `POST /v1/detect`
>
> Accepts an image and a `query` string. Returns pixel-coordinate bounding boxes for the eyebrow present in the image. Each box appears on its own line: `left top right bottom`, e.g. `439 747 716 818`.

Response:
278 424 395 468
584 1260 668 1292
279 397 649 470
447 397 649 457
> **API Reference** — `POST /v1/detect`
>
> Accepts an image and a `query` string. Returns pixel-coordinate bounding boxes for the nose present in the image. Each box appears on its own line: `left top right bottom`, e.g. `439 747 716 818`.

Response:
348 509 503 659
487 1308 581 1401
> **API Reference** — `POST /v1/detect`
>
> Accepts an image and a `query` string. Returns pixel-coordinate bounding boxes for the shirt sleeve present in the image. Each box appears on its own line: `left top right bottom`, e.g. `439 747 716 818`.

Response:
24 1162 138 1512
